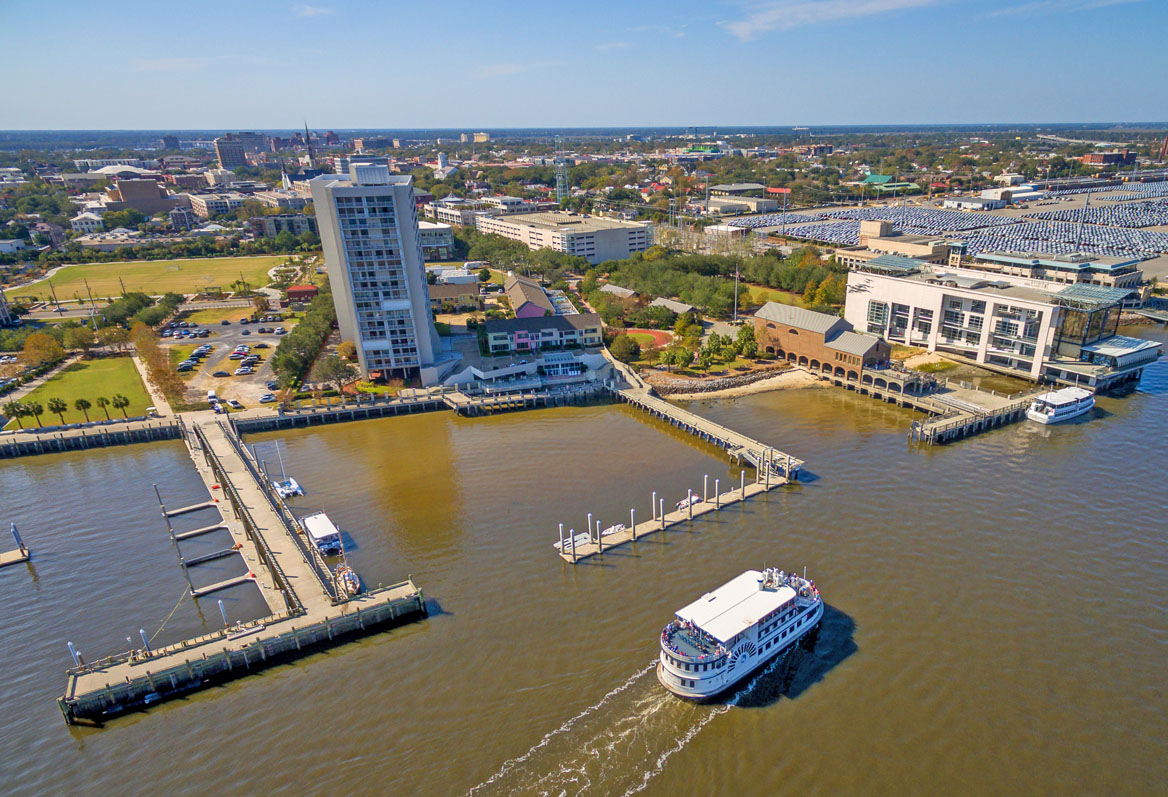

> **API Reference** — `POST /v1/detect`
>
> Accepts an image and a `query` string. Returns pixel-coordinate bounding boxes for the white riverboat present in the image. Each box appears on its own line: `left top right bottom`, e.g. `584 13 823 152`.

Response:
300 511 344 556
657 568 823 700
1026 386 1095 425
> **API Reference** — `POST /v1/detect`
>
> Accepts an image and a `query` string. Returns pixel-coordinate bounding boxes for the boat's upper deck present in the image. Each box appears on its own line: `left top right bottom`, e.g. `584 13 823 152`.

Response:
661 621 725 661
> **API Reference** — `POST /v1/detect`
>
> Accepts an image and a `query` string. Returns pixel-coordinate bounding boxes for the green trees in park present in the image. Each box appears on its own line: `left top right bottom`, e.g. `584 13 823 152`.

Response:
46 397 67 424
311 354 359 395
74 398 92 421
271 284 337 388
111 394 130 418
3 401 25 427
608 334 641 363
24 401 44 426
95 396 111 420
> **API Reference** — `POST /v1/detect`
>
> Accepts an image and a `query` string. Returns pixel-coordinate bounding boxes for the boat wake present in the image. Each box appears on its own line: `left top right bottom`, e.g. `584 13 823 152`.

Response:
468 651 797 796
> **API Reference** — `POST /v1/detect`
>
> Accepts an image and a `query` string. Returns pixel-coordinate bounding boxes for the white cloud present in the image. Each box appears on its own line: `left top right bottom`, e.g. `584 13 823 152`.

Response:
596 41 632 50
293 4 334 16
477 63 527 78
721 0 940 41
987 0 1141 16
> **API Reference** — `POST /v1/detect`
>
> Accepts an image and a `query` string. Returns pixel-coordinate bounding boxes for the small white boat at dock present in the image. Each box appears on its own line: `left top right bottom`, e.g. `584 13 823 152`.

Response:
676 493 700 511
300 511 344 556
273 477 303 499
1026 386 1094 425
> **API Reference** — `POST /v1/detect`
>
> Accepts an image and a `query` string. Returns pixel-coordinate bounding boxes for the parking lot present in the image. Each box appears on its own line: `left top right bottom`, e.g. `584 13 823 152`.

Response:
159 313 296 411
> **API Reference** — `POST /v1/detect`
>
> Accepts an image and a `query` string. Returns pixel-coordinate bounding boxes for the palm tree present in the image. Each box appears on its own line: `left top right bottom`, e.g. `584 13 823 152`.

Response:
46 397 68 425
95 396 111 420
25 401 44 427
74 398 92 422
3 400 24 428
111 394 130 418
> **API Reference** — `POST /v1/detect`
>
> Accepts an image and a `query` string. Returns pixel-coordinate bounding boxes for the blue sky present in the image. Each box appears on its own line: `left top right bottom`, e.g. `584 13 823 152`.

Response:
2 0 1165 129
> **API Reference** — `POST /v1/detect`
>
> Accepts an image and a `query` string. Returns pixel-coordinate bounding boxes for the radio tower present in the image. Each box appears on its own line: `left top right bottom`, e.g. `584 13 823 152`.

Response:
554 135 568 205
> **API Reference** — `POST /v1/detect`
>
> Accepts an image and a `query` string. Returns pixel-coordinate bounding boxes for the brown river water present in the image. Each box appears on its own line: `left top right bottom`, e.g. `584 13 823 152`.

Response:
2 326 1166 796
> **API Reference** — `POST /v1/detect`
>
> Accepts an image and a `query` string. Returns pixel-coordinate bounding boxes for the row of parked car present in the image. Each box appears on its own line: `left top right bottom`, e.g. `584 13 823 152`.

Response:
162 324 210 339
176 344 214 373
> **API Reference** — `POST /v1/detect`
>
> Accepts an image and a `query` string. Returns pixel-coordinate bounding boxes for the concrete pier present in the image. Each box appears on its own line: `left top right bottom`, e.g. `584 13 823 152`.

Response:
57 415 426 725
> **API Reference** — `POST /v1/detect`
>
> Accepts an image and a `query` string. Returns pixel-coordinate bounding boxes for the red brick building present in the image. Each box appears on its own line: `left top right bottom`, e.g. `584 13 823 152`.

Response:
753 302 890 379
286 284 319 303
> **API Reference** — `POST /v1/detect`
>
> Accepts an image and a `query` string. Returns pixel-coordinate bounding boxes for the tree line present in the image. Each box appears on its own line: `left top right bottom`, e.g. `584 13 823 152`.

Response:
271 282 336 389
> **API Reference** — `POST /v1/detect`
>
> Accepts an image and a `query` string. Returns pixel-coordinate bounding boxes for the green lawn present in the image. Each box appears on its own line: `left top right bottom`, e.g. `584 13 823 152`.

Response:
626 332 657 347
3 357 153 429
747 285 803 307
182 306 254 326
6 255 286 301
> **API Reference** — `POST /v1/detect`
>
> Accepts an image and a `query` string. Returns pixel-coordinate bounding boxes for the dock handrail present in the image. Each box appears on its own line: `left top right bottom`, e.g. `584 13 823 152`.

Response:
193 423 304 613
216 420 343 603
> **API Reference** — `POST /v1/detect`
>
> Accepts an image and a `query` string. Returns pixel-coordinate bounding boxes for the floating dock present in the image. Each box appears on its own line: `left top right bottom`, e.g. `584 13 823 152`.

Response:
57 416 426 725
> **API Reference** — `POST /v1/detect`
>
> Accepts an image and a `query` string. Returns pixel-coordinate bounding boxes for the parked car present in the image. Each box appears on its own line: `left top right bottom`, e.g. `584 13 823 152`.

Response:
259 393 277 403
254 343 270 349
229 353 245 360
234 367 253 376
227 399 244 409
212 371 230 377
221 319 231 325
239 318 250 324
274 327 287 335
241 329 251 335
266 380 279 390
177 364 193 372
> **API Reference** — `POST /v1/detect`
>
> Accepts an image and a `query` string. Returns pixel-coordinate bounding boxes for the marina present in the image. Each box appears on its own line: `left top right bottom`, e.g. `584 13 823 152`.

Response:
2 355 1167 793
55 413 427 725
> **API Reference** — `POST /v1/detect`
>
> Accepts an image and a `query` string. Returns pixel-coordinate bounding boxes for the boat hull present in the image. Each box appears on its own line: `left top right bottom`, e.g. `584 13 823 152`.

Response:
1026 399 1094 425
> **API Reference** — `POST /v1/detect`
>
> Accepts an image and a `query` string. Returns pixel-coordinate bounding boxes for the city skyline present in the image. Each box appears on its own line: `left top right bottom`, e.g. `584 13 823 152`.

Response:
3 0 1165 130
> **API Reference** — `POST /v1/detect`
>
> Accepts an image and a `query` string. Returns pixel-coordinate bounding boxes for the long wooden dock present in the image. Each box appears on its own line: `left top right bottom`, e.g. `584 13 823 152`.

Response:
605 356 803 479
558 477 785 562
57 415 427 725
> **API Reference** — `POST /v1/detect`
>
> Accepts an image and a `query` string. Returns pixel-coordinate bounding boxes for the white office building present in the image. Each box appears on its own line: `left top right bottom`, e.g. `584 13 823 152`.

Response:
474 211 652 265
844 261 1160 389
312 165 451 384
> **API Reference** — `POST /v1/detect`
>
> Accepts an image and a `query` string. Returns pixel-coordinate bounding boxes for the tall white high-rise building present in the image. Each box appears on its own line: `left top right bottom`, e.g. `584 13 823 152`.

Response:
312 165 448 383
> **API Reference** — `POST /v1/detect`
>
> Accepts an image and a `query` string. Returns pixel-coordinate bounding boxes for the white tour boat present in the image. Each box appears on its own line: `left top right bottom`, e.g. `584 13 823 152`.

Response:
1026 386 1095 425
657 567 823 700
300 511 344 556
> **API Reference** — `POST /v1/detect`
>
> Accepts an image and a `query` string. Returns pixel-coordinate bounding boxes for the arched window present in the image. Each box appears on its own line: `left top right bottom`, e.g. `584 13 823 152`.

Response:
788 329 799 335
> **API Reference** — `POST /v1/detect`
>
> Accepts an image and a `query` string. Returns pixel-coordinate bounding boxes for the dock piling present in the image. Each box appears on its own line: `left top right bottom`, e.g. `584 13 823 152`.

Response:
715 479 720 510
587 512 592 544
558 523 564 553
630 508 635 540
687 489 693 520
597 520 603 553
659 499 665 530
218 599 229 628
740 470 745 500
651 491 657 521
703 474 708 503
67 642 80 667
